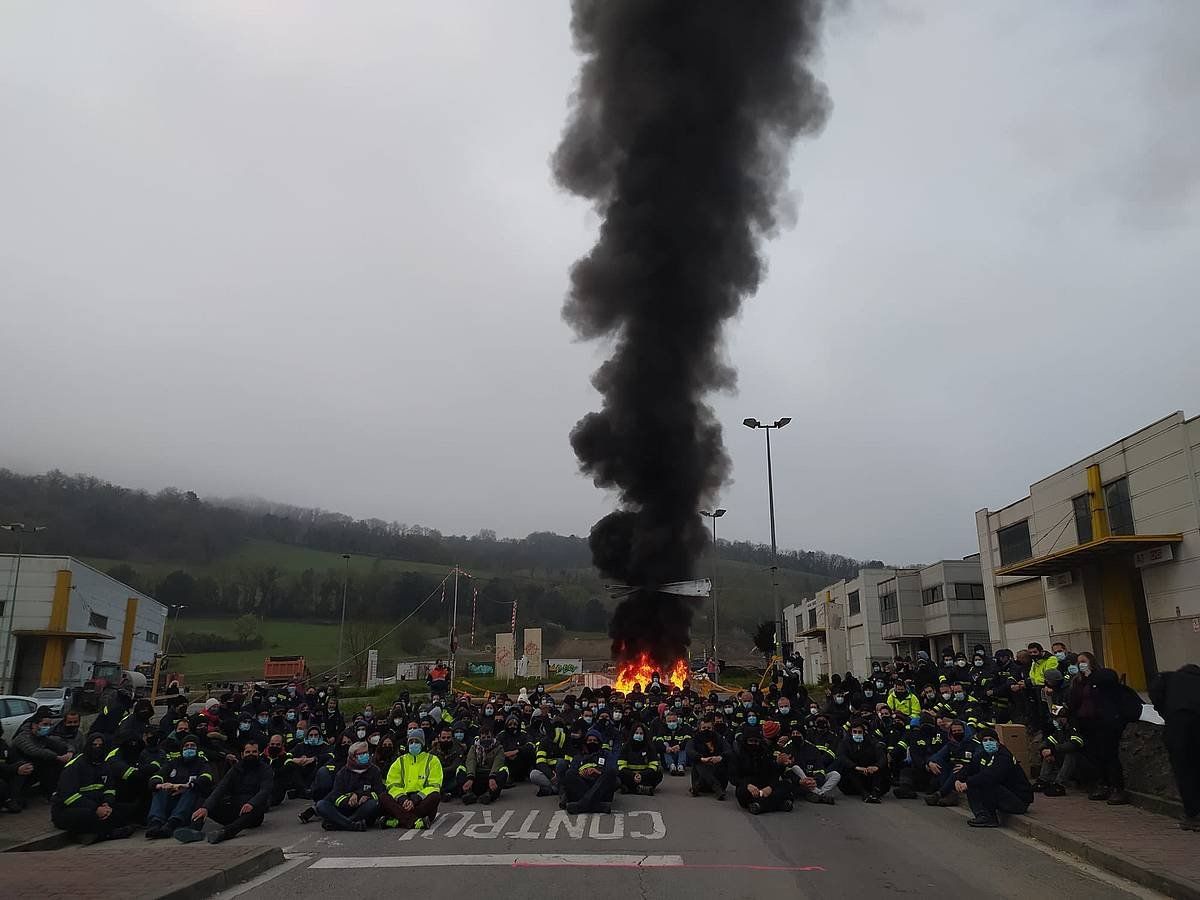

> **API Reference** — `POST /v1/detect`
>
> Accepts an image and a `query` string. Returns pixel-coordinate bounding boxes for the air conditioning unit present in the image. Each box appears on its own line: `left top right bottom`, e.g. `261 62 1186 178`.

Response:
1047 571 1073 590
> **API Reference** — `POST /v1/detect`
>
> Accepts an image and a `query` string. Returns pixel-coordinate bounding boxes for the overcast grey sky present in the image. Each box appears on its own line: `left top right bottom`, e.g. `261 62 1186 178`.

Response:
2 2 1197 565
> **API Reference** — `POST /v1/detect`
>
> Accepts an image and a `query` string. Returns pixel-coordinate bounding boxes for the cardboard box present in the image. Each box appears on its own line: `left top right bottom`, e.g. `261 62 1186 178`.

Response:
996 722 1033 775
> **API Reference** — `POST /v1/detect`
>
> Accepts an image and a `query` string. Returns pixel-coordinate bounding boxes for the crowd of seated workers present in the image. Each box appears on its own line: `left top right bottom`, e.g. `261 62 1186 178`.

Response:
0 639 1167 840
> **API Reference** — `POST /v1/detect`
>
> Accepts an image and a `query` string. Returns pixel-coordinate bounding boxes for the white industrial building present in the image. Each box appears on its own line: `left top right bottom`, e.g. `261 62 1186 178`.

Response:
785 559 988 680
975 410 1200 690
0 555 166 695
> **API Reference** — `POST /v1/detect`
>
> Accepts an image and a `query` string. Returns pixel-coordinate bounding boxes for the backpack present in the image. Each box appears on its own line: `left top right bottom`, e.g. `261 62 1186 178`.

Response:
1116 684 1143 724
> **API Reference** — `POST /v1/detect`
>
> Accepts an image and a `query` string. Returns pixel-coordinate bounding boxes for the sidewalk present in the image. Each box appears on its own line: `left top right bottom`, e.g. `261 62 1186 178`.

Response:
1010 792 1200 899
0 797 67 851
0 842 283 900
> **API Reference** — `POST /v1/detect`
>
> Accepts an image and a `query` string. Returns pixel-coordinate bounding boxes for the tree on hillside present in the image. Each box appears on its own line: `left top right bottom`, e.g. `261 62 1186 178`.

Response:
752 621 776 659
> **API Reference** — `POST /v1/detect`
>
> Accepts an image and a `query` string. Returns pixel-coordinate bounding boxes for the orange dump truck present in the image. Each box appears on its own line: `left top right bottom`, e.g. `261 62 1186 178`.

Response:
263 655 308 682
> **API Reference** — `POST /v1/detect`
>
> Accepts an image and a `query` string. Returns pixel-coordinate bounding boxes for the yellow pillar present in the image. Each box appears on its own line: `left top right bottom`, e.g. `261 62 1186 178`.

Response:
38 570 72 687
1087 464 1110 541
119 597 138 668
1099 559 1146 690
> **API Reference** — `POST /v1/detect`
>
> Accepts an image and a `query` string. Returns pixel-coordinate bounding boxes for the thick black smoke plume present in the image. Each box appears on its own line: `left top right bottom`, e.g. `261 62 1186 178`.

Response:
554 1 831 667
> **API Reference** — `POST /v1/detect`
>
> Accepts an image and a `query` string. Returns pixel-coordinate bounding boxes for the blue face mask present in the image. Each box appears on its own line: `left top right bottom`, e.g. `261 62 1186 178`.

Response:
633 733 644 742
306 736 322 746
982 739 999 754
742 702 752 710
286 712 296 721
257 717 269 726
852 733 864 743
667 721 678 730
295 729 305 740
1068 665 1079 675
582 716 593 725
356 752 371 766
239 722 250 732
747 715 758 726
182 748 198 759
453 732 465 742
37 725 51 737
408 742 423 756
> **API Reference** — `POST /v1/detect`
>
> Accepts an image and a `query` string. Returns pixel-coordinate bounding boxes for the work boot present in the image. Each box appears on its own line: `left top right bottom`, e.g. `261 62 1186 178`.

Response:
892 786 917 800
748 801 763 815
144 824 163 839
205 827 227 845
935 794 959 807
173 828 204 843
923 793 941 806
1106 790 1130 806
1088 786 1112 801
1 799 20 814
781 799 794 812
461 792 477 805
105 825 136 841
297 806 315 824
350 821 367 832
967 814 1000 828
565 801 581 815
1042 783 1066 797
689 785 699 797
479 792 495 805
597 802 612 814
321 820 337 831
716 790 727 801
864 793 881 804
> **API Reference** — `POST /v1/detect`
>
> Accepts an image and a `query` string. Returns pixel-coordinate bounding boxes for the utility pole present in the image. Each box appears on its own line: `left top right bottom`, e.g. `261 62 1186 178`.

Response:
448 565 461 692
336 553 351 685
700 508 726 662
743 417 791 660
1 523 46 693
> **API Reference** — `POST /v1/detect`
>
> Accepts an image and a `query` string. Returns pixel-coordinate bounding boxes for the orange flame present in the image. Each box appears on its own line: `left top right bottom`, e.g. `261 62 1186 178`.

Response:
613 652 689 693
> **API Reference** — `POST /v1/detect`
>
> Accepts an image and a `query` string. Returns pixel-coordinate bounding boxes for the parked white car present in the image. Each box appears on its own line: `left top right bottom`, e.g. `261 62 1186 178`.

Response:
0 695 40 741
31 686 73 716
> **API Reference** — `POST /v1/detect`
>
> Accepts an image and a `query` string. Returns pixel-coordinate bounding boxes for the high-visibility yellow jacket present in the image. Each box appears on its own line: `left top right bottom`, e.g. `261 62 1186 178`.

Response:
886 691 922 719
1029 656 1060 686
385 751 443 799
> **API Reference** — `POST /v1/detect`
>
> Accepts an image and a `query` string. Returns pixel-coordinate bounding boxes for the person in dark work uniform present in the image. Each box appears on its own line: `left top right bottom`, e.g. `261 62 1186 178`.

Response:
685 715 731 801
179 739 273 844
734 725 792 815
954 727 1034 827
561 729 618 815
1150 663 1200 831
836 719 888 803
51 732 135 841
617 723 662 796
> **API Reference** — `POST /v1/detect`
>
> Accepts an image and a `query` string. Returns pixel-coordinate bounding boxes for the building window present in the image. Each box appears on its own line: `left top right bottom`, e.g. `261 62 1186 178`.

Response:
848 590 860 616
1105 477 1135 536
922 585 944 606
998 520 1033 566
0 600 4 617
145 630 160 645
808 608 817 629
879 590 898 625
88 611 108 630
954 583 985 600
1073 494 1093 544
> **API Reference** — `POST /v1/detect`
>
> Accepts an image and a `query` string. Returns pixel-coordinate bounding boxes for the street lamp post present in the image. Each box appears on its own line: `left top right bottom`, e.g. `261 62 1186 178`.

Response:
337 553 351 685
1 523 47 693
699 508 726 662
742 417 791 659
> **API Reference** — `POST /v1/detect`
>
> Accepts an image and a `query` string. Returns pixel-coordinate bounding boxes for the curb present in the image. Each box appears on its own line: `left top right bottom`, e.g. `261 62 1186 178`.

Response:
1127 789 1186 821
155 845 285 900
1007 816 1200 900
2 830 73 853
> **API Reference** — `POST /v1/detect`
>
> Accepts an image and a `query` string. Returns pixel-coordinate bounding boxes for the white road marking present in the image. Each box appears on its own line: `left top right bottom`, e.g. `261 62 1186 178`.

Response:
394 808 667 841
310 853 685 869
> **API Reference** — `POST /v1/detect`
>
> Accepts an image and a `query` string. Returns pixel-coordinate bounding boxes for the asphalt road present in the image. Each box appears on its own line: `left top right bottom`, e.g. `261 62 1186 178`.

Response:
177 776 1155 900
